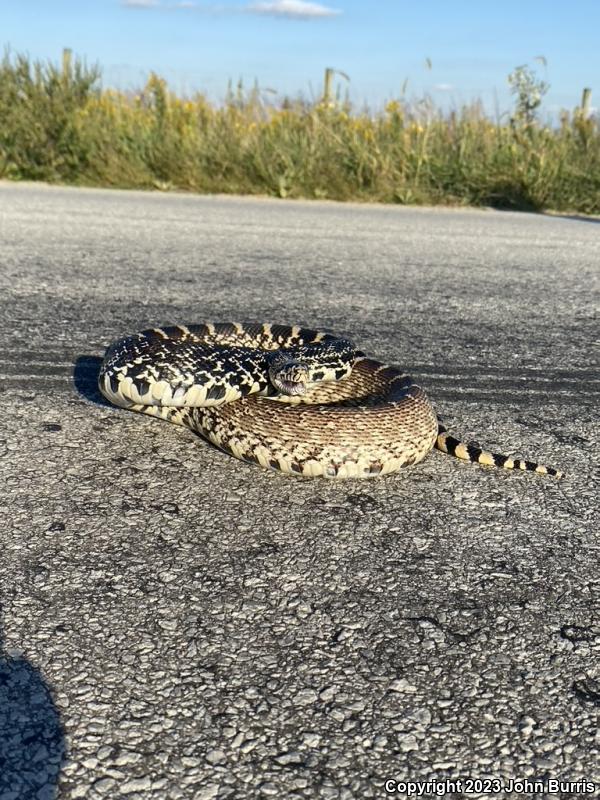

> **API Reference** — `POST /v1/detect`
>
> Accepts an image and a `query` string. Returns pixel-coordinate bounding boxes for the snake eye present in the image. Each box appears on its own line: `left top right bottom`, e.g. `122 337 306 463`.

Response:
269 357 309 396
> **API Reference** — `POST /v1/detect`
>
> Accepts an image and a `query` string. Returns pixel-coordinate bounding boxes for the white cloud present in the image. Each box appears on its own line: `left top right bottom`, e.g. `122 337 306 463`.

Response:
434 83 455 92
247 0 340 19
121 0 160 7
121 0 204 9
120 0 341 17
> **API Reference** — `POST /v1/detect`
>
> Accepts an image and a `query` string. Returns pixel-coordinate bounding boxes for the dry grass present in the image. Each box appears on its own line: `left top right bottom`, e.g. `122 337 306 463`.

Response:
1 49 599 213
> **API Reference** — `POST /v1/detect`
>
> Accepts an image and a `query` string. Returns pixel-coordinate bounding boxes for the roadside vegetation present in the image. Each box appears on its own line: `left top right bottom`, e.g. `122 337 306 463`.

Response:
0 48 598 213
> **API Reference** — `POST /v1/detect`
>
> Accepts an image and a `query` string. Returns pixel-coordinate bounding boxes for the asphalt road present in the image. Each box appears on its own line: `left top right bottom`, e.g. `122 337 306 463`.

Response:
1 182 598 800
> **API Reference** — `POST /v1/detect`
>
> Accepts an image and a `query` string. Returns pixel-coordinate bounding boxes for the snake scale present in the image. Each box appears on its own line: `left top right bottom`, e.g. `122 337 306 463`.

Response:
98 323 562 479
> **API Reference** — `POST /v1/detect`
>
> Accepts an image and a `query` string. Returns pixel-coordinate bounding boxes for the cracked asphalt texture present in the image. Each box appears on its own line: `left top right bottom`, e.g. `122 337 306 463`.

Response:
0 182 598 800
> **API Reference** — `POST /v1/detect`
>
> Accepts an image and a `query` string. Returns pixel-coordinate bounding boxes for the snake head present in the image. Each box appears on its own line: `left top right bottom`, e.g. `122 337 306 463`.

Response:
267 352 309 396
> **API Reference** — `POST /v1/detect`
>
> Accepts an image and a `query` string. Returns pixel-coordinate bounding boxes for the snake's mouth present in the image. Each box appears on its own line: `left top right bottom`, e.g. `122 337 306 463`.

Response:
271 377 308 396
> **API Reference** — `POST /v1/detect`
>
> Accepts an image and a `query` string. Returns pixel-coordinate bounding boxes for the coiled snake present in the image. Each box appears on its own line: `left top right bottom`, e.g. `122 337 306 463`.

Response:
98 323 562 479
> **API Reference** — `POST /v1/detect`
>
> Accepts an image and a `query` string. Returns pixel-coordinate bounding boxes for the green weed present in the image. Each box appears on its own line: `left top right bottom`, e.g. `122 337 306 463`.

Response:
0 49 598 213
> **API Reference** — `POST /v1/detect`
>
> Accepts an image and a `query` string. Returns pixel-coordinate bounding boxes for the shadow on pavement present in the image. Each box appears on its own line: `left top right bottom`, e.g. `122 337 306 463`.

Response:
0 615 66 799
544 212 600 224
73 355 111 407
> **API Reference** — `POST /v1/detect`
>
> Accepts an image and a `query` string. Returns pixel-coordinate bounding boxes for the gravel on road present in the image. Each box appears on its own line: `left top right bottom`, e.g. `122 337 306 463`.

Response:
1 182 598 799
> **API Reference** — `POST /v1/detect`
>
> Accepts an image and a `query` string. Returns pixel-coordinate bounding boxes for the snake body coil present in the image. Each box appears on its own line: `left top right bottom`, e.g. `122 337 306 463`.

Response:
98 323 562 479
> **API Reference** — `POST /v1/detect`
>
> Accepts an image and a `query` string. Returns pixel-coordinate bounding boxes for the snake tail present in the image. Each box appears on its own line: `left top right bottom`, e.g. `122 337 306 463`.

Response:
435 423 563 478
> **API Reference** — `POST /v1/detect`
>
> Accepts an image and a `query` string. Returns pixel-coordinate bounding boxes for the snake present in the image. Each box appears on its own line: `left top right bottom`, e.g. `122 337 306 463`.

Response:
98 323 563 479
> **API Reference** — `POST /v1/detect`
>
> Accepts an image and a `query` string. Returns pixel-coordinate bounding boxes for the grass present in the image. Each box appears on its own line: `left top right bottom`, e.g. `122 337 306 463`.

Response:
1 48 599 213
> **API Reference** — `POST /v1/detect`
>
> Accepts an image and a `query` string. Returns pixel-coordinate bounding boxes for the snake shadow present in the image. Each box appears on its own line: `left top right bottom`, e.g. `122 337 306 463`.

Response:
0 611 66 798
73 355 112 408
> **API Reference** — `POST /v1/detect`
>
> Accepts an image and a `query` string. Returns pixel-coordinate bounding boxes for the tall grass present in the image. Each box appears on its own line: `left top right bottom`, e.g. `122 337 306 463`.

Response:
1 48 599 213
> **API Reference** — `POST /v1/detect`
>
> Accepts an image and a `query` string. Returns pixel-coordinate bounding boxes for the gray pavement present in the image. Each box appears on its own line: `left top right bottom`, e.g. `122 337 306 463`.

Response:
0 182 598 800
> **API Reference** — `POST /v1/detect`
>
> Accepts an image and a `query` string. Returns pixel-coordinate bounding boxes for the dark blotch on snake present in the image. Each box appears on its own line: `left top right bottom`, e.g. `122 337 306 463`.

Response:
443 435 461 457
467 444 483 462
270 324 296 342
206 384 226 401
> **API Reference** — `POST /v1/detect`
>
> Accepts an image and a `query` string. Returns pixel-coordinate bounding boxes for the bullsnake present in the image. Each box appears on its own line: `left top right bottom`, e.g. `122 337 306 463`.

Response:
98 323 562 479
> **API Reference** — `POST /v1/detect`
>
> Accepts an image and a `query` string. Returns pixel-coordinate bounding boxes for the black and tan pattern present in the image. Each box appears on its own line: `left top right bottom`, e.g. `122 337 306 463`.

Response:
98 323 563 479
436 425 562 477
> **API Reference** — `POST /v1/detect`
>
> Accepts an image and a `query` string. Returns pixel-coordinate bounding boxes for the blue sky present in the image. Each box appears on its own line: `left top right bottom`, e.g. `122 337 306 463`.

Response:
3 0 599 114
